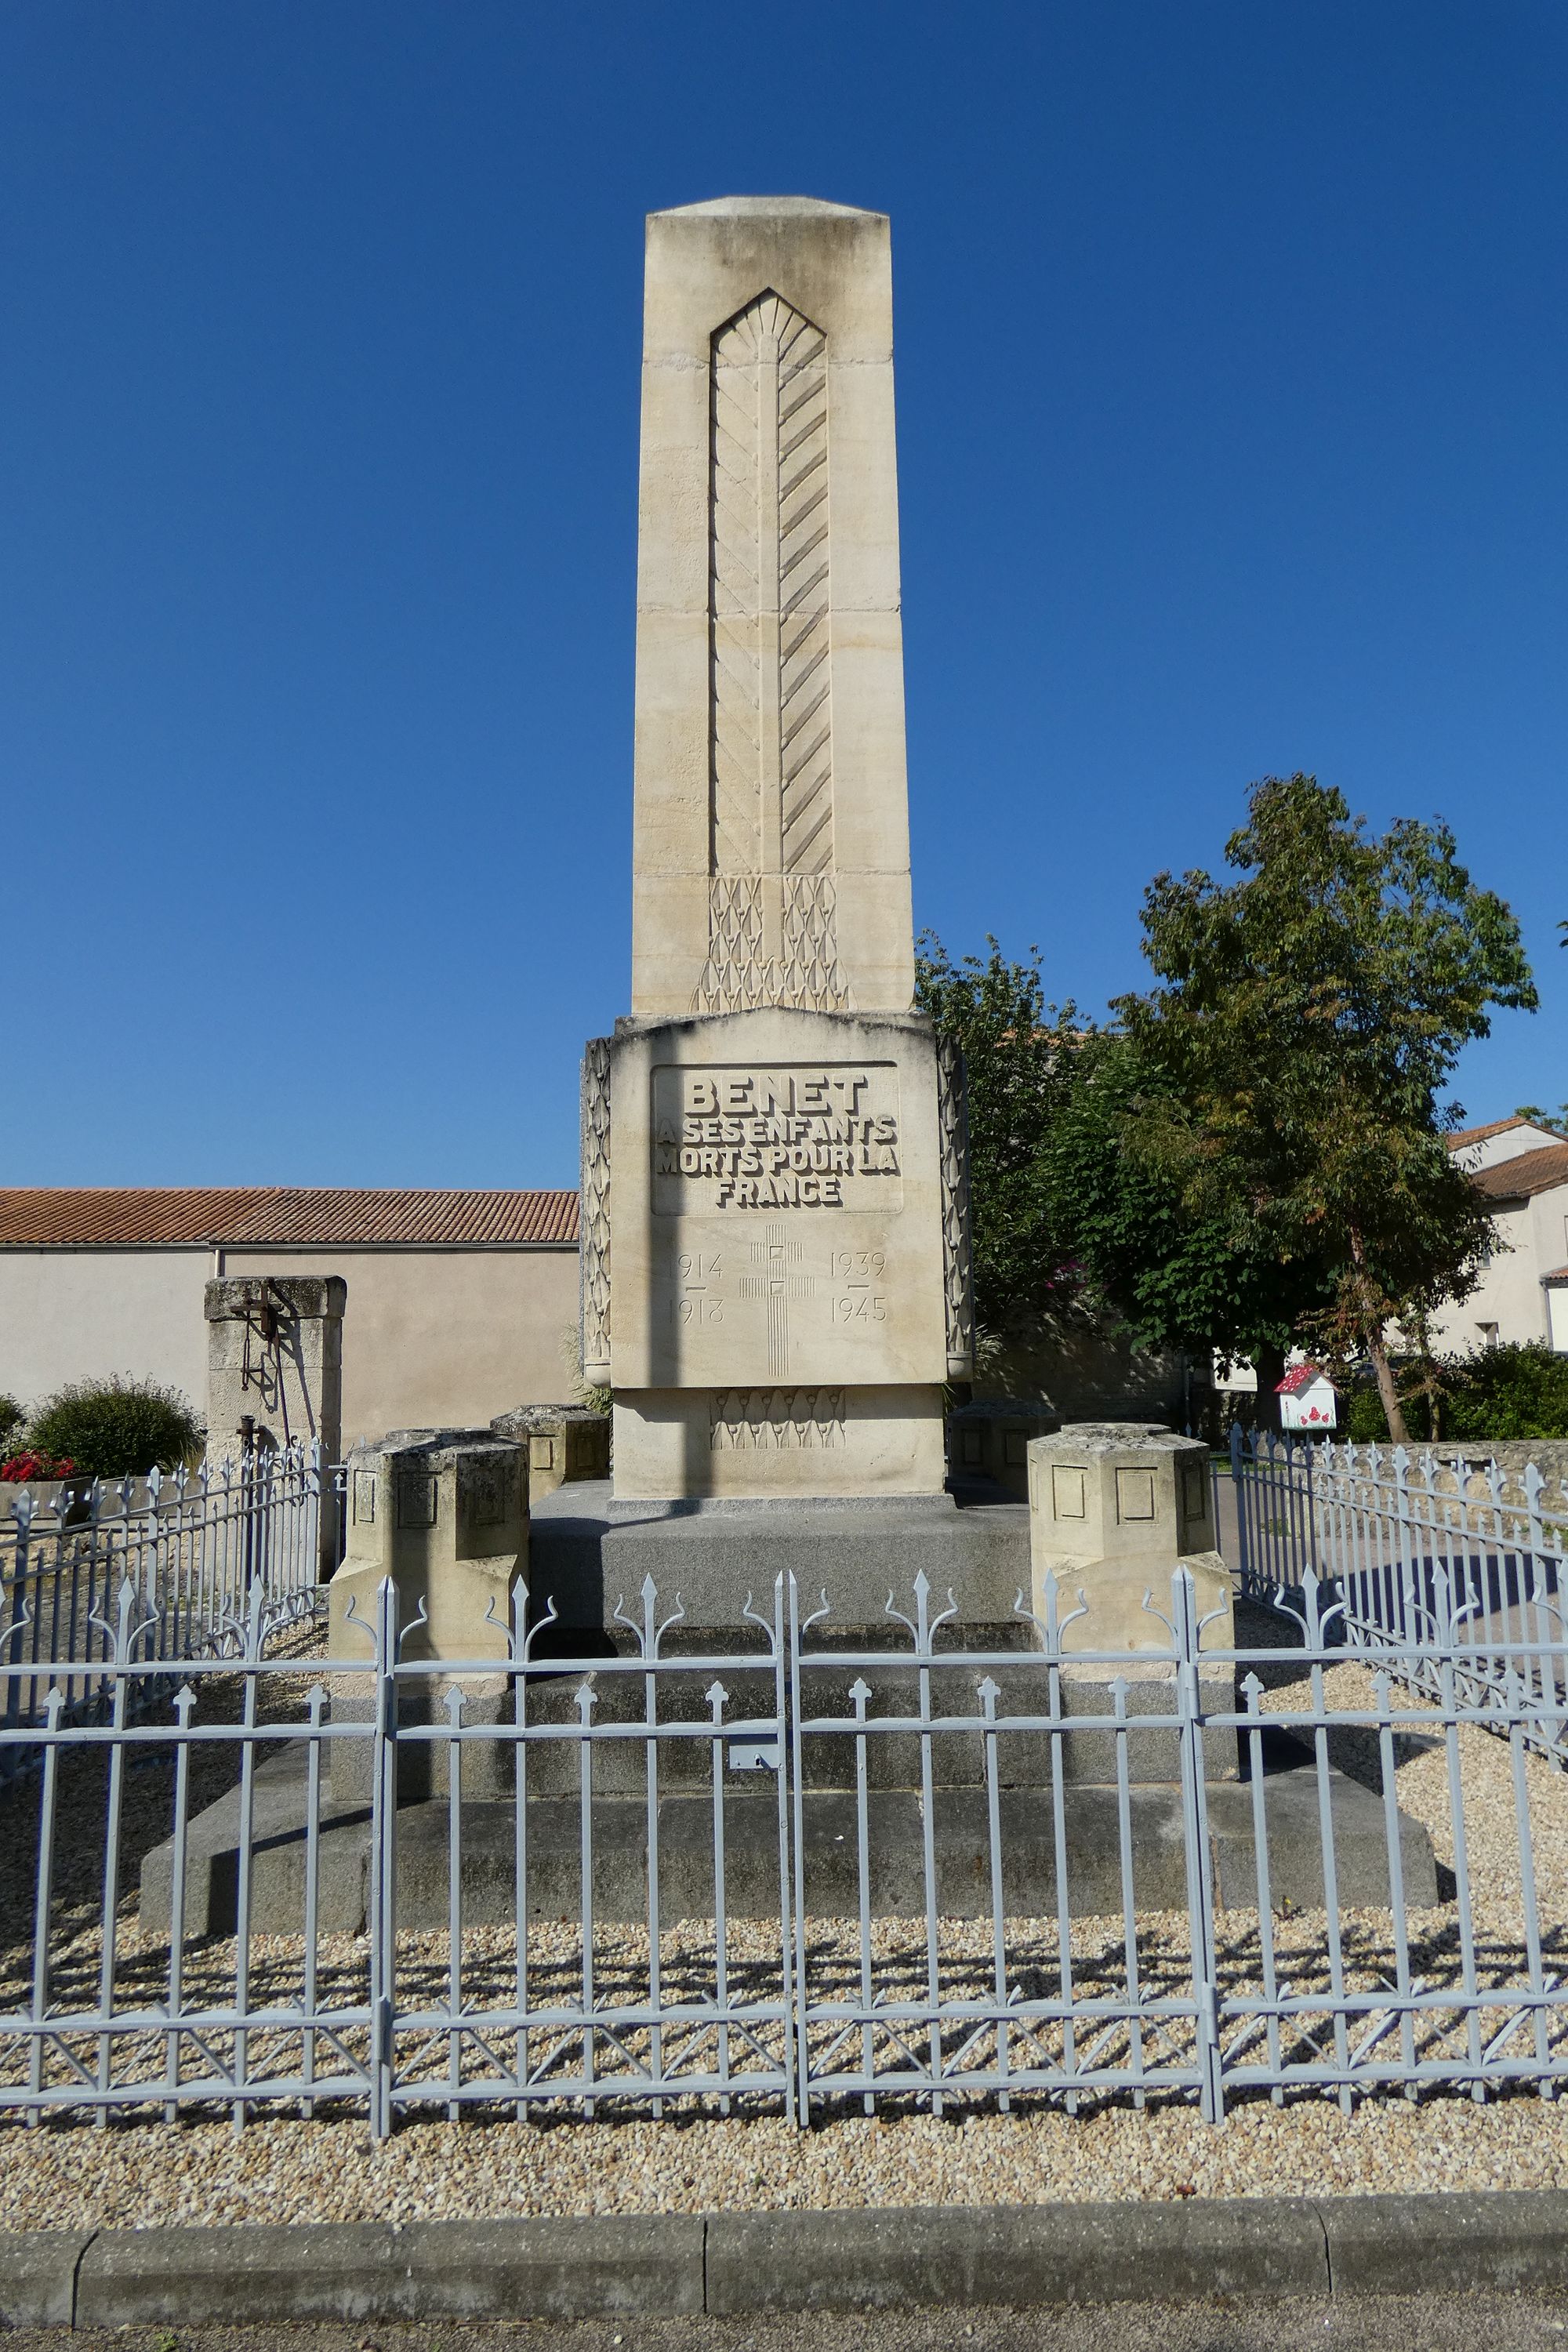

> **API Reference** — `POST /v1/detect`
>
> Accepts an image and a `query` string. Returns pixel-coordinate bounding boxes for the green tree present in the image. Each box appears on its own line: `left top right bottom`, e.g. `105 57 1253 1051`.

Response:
914 938 1315 1400
1114 774 1537 1443
913 935 1080 1344
1512 1104 1568 1138
1043 1029 1323 1388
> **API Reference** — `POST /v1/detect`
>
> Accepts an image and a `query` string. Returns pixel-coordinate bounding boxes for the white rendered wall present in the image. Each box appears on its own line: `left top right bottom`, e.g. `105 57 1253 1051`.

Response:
219 1247 582 1441
1457 1123 1561 1171
1426 1182 1568 1356
0 1249 211 1416
0 1246 583 1439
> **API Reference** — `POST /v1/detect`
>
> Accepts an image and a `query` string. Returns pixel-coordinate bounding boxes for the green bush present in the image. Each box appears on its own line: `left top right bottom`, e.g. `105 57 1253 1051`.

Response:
1343 1381 1394 1444
1343 1343 1568 1446
0 1396 24 1456
27 1377 204 1480
1443 1343 1568 1441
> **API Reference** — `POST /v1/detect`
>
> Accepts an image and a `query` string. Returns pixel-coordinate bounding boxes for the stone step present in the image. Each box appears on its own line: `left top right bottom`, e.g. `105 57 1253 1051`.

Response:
140 1740 1437 1936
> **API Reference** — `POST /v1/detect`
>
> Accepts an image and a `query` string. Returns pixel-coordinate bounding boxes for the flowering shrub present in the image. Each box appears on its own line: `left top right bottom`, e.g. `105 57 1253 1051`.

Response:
28 1377 201 1479
0 1450 77 1485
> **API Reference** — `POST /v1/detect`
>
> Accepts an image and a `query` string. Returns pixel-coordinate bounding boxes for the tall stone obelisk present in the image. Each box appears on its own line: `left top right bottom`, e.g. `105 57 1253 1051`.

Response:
582 198 973 1502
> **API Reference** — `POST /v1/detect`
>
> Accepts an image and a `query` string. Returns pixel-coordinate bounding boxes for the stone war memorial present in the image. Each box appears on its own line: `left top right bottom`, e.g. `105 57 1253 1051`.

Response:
143 196 1435 1937
535 196 1006 1629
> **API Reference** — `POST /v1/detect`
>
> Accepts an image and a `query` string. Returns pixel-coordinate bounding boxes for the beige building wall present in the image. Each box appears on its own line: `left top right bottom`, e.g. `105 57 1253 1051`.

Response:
0 1247 211 1414
0 1245 582 1442
212 1248 580 1439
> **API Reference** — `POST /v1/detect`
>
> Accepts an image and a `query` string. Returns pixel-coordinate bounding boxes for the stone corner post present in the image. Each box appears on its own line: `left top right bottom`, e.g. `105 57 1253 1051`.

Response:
326 1427 529 1664
324 1427 531 1802
1025 1420 1231 1657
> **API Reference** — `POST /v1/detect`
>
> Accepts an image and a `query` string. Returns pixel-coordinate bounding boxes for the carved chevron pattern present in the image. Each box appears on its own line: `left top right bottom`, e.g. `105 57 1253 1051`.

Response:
697 289 847 1014
579 1038 612 1376
936 1036 976 1376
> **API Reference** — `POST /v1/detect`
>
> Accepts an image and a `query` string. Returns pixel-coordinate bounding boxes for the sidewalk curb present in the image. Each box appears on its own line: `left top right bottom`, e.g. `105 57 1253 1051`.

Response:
2 2190 1566 2327
74 2216 704 2328
704 2198 1328 2312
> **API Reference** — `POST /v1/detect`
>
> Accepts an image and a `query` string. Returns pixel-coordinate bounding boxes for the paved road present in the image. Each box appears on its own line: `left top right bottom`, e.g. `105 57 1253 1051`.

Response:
9 2295 1568 2352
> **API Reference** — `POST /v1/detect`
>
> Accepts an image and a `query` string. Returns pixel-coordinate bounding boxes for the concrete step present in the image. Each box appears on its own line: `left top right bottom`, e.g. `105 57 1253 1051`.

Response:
139 1739 1437 1934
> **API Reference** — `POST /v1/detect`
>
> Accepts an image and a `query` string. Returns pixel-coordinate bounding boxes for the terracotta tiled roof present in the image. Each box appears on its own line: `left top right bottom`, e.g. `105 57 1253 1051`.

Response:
0 1189 579 1247
1447 1116 1538 1150
1545 1265 1568 1285
1470 1145 1568 1203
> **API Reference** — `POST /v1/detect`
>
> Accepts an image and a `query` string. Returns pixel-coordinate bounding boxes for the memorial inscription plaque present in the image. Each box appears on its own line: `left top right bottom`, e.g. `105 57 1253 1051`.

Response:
608 1010 947 1400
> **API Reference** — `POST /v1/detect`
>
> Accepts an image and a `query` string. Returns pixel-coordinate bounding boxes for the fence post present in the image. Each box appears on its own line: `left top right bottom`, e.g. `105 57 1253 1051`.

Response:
367 1575 399 2139
1174 1566 1223 2121
3 1493 31 1737
786 1573 811 2126
1229 1424 1246 1588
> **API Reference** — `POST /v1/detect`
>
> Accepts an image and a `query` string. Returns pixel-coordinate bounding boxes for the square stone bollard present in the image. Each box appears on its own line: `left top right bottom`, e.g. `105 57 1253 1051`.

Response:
328 1428 529 1800
490 1403 610 1498
1026 1421 1234 1782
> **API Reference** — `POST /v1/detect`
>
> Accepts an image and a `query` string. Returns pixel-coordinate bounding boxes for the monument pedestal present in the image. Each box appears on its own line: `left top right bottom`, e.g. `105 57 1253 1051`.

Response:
584 1006 971 1507
141 1703 1438 1937
528 1475 1030 1633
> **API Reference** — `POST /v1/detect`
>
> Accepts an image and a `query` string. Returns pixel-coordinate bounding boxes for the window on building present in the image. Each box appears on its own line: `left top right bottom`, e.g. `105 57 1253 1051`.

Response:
1477 1322 1500 1348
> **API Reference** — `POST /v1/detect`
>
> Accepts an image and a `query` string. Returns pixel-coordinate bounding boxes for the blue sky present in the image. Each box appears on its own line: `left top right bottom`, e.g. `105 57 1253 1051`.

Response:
4 1 1564 1188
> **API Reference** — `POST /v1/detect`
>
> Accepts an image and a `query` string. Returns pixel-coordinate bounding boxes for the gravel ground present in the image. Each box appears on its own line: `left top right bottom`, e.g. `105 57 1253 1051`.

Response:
3 1604 1568 2226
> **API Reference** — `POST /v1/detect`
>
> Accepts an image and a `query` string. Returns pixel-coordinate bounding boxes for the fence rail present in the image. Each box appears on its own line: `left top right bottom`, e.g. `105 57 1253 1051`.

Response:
1231 1426 1568 1763
2 1559 1567 2133
0 1444 324 1751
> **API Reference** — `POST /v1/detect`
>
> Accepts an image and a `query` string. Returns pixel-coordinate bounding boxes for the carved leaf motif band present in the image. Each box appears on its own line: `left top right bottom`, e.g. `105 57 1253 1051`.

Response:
710 1387 847 1452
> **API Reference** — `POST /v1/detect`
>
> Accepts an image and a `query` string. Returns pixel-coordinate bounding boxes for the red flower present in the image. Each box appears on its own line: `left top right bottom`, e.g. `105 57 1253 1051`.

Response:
0 1451 78 1484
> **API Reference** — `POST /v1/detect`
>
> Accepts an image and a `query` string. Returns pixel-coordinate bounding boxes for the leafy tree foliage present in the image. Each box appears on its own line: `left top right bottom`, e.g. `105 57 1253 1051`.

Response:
1114 775 1537 1443
1042 1030 1317 1379
913 937 1308 1387
1344 1341 1568 1445
1513 1103 1568 1138
913 935 1080 1343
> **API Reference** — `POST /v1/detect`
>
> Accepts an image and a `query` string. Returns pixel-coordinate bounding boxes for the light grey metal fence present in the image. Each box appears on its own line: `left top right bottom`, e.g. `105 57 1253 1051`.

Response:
3 1559 1568 2132
0 1443 324 1751
1231 1426 1568 1762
